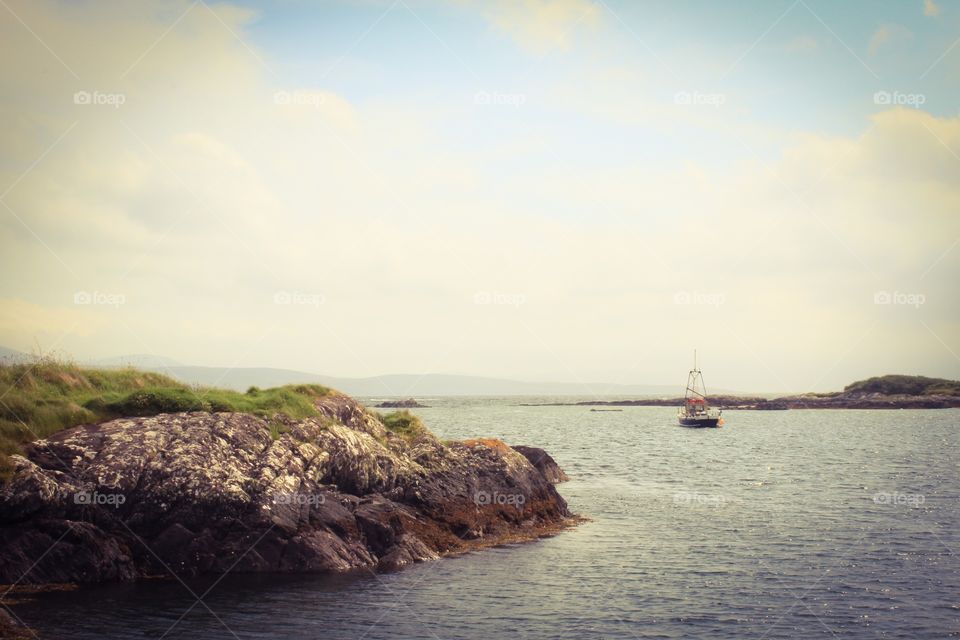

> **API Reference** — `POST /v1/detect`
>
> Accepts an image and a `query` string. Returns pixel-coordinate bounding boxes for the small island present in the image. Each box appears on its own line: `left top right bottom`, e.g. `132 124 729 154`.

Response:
375 398 428 408
0 361 574 587
522 375 960 410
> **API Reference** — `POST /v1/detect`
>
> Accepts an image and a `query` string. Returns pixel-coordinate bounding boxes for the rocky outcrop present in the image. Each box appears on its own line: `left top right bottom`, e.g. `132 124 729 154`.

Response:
0 608 31 640
0 394 571 585
511 446 569 483
772 392 959 409
524 392 960 410
375 398 428 408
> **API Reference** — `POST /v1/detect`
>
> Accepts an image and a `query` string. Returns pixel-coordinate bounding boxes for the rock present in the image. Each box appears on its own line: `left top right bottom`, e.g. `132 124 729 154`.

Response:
375 398 428 408
0 608 32 640
0 394 571 585
512 446 569 483
523 391 960 410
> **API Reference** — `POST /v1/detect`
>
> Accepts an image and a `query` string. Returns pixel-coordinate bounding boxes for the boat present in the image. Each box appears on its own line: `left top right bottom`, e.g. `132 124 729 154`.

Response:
678 351 723 428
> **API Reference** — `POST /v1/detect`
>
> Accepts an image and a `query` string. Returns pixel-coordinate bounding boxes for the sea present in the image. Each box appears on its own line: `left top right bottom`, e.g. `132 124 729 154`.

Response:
12 398 960 639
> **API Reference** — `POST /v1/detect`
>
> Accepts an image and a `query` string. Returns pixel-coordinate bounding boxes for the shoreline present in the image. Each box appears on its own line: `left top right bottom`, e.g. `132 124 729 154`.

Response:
517 395 960 410
0 515 587 602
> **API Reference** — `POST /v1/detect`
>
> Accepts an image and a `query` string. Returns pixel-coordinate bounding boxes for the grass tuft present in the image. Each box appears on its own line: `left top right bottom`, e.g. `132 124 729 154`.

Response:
377 410 429 442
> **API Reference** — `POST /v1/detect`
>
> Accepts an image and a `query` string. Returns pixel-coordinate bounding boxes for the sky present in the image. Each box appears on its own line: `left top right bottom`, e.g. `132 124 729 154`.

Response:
0 0 958 392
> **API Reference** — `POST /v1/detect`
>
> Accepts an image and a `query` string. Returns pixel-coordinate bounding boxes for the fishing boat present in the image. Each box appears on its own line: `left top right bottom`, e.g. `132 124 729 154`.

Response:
678 351 723 428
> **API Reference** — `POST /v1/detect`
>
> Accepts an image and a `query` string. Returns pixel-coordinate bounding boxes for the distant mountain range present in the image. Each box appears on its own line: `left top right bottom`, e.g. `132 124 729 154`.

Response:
119 366 694 397
0 346 714 397
0 346 30 363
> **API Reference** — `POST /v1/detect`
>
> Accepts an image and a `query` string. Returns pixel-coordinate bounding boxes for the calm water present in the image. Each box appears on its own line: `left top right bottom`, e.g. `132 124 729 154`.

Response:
14 400 960 639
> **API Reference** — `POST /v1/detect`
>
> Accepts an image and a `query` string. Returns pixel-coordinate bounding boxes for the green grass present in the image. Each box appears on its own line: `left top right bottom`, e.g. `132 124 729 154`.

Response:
268 419 290 440
375 409 430 442
0 358 332 482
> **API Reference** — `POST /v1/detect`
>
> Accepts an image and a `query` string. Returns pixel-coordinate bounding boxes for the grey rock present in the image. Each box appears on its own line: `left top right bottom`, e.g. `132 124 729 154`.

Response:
0 394 570 584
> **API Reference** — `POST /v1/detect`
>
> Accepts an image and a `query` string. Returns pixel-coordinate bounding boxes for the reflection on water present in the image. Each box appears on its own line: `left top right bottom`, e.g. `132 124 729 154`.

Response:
14 402 960 639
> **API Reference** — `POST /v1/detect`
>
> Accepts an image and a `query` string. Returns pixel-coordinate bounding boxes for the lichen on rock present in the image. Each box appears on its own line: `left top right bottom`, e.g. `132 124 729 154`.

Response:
0 394 572 585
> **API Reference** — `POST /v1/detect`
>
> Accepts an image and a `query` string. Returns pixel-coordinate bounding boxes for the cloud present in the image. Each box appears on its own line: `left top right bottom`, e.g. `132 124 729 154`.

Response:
1 0 958 390
924 0 941 17
0 298 106 342
467 0 601 54
868 24 914 55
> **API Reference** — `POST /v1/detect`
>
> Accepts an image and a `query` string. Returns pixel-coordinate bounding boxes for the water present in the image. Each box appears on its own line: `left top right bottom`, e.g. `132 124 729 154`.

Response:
13 400 960 639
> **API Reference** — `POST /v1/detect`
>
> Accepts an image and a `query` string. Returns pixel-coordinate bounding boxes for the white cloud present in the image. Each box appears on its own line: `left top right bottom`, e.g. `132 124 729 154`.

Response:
868 24 914 55
466 0 601 54
1 0 957 390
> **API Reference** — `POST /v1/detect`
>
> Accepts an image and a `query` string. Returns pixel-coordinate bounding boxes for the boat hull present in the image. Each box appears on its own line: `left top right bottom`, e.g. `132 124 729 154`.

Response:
678 417 721 428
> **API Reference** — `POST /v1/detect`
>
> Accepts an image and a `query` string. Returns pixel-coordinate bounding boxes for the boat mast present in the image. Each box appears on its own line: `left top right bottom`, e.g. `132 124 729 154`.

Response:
685 349 707 402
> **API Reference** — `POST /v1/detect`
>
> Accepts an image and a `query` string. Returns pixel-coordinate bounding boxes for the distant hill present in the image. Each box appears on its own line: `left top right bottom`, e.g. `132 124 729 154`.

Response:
88 354 185 369
0 346 29 364
159 366 333 391
154 367 690 397
0 347 696 395
843 374 960 396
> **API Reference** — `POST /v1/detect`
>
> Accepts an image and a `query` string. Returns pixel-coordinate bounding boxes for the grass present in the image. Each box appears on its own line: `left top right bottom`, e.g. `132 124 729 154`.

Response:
374 409 430 443
268 419 290 440
462 437 512 453
0 358 332 482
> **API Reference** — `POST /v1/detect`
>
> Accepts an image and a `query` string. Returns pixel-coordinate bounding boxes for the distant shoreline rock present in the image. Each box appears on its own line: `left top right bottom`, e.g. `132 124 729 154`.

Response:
520 393 960 410
515 374 960 410
0 394 573 586
375 398 428 408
